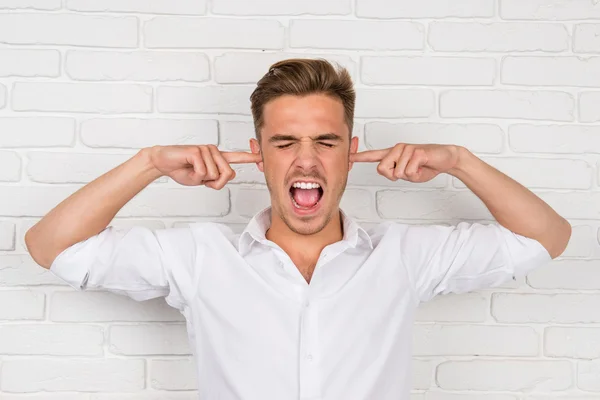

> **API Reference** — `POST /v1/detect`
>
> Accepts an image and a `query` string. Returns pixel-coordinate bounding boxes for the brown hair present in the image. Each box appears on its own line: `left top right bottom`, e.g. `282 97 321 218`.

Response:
250 58 355 142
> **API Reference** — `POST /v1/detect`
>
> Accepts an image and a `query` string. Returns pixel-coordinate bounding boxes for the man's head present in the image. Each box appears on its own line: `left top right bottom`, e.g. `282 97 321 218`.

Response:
249 58 358 236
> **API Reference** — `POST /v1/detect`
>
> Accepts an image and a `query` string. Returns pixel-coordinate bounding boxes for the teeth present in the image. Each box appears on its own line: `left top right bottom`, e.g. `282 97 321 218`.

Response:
292 182 320 189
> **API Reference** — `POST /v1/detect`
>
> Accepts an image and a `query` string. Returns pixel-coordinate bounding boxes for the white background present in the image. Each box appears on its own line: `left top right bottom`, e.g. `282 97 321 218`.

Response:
1 0 600 398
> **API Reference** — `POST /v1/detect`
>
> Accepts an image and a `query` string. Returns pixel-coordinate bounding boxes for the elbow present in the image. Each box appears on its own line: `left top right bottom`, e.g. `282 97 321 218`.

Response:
25 228 54 270
547 218 572 259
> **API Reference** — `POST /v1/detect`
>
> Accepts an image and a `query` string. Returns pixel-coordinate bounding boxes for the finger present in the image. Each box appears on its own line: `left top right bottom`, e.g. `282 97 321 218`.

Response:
393 145 415 180
376 146 402 180
188 149 207 184
223 151 262 164
349 149 390 163
200 146 219 181
405 148 427 179
205 146 236 190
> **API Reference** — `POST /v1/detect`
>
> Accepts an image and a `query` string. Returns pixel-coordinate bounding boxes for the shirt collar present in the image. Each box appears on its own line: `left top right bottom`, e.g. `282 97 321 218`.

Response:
238 206 373 256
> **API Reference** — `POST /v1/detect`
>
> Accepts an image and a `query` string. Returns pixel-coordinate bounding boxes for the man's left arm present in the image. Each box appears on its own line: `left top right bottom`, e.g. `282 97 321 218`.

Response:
447 146 570 259
350 144 571 259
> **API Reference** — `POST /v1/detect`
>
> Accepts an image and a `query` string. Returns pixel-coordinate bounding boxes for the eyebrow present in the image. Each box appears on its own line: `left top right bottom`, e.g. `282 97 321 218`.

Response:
268 133 343 143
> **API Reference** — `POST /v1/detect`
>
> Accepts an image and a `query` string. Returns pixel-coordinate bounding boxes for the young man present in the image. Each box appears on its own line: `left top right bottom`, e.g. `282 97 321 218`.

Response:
26 59 571 400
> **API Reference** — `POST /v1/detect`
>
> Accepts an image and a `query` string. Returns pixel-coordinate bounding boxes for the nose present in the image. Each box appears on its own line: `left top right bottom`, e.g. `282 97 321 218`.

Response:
293 139 319 172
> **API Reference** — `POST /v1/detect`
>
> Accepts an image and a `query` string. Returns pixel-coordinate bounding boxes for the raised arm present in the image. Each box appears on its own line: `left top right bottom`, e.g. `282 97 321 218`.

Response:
350 144 571 259
25 145 261 268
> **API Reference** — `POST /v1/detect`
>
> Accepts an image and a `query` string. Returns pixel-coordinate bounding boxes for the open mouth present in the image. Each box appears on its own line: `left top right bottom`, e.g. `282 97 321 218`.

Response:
289 181 324 210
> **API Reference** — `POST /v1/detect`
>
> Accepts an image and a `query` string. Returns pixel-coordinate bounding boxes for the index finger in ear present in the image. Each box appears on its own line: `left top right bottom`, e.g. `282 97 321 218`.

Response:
223 151 262 164
349 149 390 163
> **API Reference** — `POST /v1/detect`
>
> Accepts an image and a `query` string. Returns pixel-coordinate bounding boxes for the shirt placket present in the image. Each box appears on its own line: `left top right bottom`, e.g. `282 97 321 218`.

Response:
298 295 321 400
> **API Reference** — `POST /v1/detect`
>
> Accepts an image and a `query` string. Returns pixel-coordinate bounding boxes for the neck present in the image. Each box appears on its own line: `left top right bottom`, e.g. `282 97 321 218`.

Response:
266 208 344 259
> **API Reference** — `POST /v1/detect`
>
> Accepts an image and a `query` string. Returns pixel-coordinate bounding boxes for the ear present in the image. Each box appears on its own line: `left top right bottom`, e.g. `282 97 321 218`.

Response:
349 136 359 170
249 138 264 172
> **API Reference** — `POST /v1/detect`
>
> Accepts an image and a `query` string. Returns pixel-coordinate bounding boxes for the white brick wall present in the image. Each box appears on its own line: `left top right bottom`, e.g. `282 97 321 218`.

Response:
0 2 598 398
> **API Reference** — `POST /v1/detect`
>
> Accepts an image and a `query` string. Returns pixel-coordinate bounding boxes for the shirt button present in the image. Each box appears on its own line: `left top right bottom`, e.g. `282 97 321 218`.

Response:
306 354 313 361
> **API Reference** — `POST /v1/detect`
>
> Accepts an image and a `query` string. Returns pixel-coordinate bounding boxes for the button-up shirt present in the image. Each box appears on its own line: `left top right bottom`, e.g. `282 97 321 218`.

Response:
50 207 551 400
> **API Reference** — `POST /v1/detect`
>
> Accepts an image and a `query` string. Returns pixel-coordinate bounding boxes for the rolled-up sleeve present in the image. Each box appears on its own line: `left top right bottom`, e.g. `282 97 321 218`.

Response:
398 222 552 302
49 225 199 310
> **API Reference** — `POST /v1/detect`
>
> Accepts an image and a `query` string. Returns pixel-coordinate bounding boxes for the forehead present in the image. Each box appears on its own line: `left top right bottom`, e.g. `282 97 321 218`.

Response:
261 94 348 139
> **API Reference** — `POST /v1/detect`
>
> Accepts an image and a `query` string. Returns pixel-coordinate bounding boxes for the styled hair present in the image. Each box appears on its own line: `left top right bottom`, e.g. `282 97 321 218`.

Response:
250 58 355 142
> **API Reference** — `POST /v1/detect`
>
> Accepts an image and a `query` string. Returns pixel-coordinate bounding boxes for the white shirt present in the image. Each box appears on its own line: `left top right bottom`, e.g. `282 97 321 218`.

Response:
50 207 551 400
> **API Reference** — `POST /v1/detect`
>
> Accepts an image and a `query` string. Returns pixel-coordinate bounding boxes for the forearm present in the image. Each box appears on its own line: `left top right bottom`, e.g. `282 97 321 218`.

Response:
25 147 163 268
449 147 571 258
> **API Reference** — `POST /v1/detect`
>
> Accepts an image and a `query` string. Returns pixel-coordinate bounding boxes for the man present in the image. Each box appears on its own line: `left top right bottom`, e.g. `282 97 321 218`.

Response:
26 59 571 400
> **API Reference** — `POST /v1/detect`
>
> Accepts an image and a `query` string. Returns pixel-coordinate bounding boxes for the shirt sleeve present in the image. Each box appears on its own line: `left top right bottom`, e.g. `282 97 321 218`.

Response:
49 225 200 310
397 222 552 302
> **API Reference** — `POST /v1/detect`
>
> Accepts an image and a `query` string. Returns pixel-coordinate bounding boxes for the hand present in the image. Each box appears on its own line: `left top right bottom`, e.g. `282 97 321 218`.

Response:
350 143 461 183
149 145 261 189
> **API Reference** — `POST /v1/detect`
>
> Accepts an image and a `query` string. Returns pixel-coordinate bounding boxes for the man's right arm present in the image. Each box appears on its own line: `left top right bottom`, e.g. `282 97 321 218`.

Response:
25 145 259 269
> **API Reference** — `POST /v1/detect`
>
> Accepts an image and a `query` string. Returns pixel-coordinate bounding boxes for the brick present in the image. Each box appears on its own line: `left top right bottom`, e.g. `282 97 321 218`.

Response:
0 117 75 147
349 162 447 188
492 293 600 323
339 189 377 220
1 254 66 285
145 17 284 49
234 188 270 218
416 292 488 322
365 122 504 154
509 124 600 153
0 394 88 400
0 186 229 217
219 121 254 151
1 359 144 392
151 359 197 390
50 292 184 322
580 92 600 122
13 82 152 113
81 119 217 148
562 225 595 258
230 162 264 185
575 24 600 53
213 0 350 15
0 325 104 356
0 151 21 182
290 20 424 50
0 14 137 47
91 394 198 400
109 324 190 355
356 89 434 118
0 49 60 77
66 0 206 14
426 394 518 400
0 83 5 108
500 0 600 20
528 260 600 290
454 157 592 190
66 51 209 82
414 325 538 356
27 152 132 183
429 22 568 52
440 90 574 121
579 360 600 391
157 85 252 115
0 290 44 320
215 52 355 84
0 0 61 9
357 0 493 18
545 327 600 360
503 56 600 87
377 190 490 220
362 56 495 86
412 360 434 390
0 221 15 250
436 360 572 391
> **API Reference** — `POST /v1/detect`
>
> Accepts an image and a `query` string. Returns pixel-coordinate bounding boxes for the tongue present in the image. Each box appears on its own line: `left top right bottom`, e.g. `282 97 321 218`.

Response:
293 188 320 208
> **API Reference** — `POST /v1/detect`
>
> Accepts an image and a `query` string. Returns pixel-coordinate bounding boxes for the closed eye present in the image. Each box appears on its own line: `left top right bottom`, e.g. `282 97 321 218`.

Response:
319 142 335 148
276 143 294 149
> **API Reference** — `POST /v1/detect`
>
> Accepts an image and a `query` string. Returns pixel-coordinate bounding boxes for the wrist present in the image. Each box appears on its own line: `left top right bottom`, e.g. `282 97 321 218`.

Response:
447 146 474 177
137 146 164 181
